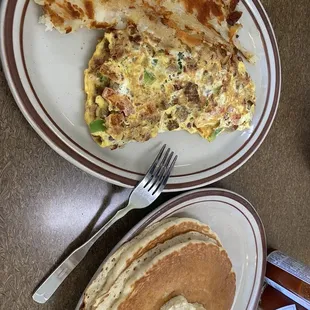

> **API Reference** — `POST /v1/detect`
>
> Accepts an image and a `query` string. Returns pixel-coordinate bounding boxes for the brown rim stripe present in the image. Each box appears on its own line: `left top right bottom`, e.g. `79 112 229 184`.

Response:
108 189 267 309
1 0 280 189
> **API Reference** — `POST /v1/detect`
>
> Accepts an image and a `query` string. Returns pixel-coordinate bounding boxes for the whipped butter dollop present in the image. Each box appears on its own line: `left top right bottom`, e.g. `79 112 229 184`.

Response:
160 296 206 310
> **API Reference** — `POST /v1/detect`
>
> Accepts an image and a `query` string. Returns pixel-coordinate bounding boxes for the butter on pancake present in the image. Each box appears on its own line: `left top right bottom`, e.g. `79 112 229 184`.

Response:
112 240 236 310
160 296 206 310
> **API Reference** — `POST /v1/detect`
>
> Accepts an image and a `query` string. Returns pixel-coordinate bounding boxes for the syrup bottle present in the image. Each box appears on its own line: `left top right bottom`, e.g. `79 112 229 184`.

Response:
259 284 307 310
264 249 310 309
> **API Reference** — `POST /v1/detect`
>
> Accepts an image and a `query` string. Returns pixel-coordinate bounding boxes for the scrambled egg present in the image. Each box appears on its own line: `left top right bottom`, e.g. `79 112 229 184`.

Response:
84 26 255 149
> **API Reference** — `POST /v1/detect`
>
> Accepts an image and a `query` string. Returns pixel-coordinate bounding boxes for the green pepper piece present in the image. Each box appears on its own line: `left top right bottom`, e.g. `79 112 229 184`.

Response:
213 85 223 95
177 52 184 72
100 76 108 83
89 119 106 133
151 58 158 66
208 127 223 142
144 70 156 85
97 73 109 85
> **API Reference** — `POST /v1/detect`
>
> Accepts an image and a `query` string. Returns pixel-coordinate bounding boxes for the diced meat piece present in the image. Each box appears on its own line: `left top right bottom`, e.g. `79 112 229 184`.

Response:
139 103 160 123
99 64 117 81
129 34 142 44
173 82 183 91
175 106 189 122
184 82 200 104
106 113 125 136
159 100 170 110
186 59 197 71
102 88 134 116
167 120 179 131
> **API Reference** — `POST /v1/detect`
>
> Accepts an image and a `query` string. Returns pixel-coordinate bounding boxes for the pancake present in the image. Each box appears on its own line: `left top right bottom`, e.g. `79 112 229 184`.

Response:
94 232 217 309
93 218 220 299
82 217 220 309
82 217 177 310
112 240 236 310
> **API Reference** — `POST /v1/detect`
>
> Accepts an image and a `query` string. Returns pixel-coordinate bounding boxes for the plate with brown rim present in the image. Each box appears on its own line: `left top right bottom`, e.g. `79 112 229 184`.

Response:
0 0 281 191
76 188 267 309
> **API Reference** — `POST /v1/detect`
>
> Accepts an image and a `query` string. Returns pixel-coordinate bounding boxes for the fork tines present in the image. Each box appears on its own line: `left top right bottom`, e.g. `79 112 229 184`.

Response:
143 145 177 194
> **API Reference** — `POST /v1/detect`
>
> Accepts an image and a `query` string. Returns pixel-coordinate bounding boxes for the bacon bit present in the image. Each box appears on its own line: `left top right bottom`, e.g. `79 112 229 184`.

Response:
227 11 242 26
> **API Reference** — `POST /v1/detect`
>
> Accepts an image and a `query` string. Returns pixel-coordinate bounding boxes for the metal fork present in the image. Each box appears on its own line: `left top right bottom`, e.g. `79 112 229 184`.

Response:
32 145 177 304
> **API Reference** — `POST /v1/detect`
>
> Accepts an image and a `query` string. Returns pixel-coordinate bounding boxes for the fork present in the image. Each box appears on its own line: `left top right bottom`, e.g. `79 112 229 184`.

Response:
32 145 177 304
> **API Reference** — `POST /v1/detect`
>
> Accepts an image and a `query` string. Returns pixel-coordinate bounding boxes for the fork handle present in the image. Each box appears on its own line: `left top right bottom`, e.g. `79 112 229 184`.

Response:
32 204 131 304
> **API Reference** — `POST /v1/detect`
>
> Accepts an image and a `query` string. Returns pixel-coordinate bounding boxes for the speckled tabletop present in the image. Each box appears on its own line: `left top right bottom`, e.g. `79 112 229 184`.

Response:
0 0 310 309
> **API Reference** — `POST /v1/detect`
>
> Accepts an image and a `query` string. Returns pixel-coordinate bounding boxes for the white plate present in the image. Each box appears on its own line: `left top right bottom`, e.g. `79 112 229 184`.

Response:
76 188 266 310
0 0 281 190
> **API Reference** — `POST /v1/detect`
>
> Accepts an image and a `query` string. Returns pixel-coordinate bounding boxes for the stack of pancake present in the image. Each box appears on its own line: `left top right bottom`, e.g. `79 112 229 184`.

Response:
81 217 236 310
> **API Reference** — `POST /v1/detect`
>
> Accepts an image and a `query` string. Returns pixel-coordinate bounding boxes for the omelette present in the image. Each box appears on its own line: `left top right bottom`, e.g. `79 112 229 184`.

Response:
84 26 255 149
34 0 256 148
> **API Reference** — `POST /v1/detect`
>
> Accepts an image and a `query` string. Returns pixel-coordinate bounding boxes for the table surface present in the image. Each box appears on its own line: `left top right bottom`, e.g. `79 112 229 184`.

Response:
1 0 310 309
